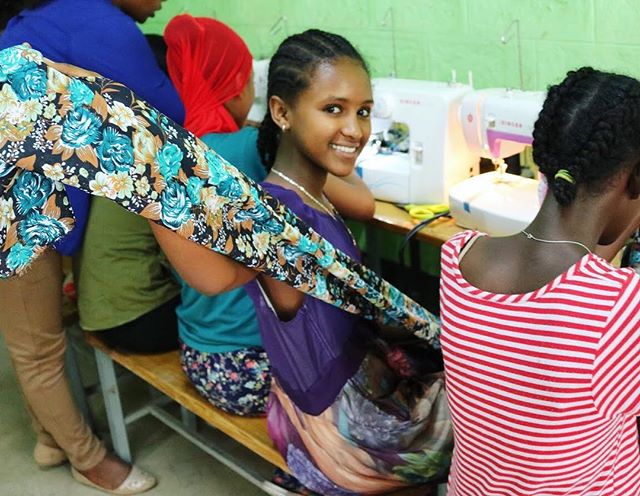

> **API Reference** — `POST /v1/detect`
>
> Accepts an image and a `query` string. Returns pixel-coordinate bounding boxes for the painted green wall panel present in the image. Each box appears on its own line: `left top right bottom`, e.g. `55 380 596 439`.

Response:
139 0 640 274
535 41 598 85
391 33 429 79
139 18 165 34
467 0 595 43
282 0 377 29
148 0 640 90
466 0 526 43
387 0 468 36
427 39 522 88
521 0 595 42
595 0 640 44
594 44 640 75
233 24 284 59
225 1 282 26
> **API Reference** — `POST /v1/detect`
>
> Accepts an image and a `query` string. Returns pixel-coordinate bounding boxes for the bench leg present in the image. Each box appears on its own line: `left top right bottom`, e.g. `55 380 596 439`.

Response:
180 406 197 432
94 349 132 463
147 406 294 495
64 337 95 430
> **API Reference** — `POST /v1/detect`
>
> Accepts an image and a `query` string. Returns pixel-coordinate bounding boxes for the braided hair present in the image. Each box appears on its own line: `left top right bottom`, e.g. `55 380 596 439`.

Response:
257 29 369 170
533 67 640 206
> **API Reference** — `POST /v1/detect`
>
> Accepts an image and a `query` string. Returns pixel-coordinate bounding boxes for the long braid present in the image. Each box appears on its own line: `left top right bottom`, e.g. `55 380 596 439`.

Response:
533 67 640 205
257 29 369 170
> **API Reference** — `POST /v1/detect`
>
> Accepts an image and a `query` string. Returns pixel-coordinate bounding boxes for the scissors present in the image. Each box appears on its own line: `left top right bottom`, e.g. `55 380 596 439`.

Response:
403 203 449 220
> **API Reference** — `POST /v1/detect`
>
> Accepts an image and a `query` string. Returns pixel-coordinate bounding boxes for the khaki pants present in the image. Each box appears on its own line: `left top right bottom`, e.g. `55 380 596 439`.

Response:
0 249 106 470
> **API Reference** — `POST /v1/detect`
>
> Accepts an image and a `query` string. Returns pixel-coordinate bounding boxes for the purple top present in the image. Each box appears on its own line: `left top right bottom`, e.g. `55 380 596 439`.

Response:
245 183 367 415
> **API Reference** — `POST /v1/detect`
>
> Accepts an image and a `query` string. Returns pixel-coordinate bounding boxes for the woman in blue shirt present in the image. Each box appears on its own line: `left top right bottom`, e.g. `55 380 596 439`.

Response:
0 0 183 493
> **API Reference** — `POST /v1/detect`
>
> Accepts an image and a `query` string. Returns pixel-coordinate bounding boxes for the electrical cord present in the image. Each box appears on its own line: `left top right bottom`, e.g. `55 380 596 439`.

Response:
397 211 451 264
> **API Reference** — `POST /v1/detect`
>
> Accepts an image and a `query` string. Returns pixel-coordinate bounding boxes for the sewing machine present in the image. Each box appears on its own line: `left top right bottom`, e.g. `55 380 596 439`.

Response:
448 88 546 236
247 59 270 123
356 78 479 204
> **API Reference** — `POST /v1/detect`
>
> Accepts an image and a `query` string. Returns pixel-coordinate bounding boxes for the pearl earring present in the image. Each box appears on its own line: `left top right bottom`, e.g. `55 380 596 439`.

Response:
281 124 287 132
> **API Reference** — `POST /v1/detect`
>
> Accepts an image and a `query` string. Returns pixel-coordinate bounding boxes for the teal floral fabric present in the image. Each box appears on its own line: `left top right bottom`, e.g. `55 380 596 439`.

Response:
0 44 439 341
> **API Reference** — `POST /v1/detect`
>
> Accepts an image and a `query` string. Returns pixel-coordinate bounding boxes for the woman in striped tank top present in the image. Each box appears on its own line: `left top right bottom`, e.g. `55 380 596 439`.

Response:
440 67 640 495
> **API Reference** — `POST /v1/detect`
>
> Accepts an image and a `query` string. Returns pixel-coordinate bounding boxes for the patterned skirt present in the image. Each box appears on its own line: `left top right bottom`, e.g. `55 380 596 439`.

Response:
180 342 271 416
267 350 453 495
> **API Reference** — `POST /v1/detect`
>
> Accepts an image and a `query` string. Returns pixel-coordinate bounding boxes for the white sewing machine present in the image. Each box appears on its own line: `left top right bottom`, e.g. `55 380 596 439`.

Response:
448 88 546 236
246 59 270 123
356 78 479 204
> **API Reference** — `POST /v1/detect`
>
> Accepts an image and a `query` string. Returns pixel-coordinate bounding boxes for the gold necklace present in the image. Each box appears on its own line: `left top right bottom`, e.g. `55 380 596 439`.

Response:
271 169 337 218
521 230 592 255
271 169 357 248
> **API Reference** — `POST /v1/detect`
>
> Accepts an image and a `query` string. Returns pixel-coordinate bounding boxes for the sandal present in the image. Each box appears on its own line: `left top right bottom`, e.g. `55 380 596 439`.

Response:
71 465 156 495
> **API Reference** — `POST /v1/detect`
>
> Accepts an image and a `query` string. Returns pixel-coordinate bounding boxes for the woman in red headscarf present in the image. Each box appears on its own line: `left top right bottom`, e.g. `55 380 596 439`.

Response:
165 14 254 137
163 14 272 417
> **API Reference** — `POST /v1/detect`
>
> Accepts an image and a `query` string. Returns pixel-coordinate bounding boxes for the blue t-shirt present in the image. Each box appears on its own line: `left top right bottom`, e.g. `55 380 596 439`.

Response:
0 0 185 255
177 127 267 353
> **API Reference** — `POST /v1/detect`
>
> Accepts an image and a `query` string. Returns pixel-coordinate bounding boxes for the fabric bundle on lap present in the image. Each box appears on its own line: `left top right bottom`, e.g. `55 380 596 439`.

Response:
0 44 438 340
246 183 452 495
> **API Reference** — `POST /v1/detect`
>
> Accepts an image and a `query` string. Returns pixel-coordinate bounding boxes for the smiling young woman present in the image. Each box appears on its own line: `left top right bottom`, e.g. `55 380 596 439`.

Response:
244 29 452 495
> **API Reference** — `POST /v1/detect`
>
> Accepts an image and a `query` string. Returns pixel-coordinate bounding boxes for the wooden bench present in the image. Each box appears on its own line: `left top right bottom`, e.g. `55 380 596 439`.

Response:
83 332 291 495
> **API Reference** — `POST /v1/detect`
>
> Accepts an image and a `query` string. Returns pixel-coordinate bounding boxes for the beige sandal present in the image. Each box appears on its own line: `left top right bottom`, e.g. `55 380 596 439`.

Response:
34 442 68 469
71 465 157 495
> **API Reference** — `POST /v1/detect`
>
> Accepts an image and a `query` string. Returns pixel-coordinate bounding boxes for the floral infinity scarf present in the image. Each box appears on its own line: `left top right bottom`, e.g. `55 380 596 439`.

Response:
0 44 439 342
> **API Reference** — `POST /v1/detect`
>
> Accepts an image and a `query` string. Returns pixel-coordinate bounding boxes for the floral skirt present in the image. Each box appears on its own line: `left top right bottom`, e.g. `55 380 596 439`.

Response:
267 352 453 495
180 342 271 416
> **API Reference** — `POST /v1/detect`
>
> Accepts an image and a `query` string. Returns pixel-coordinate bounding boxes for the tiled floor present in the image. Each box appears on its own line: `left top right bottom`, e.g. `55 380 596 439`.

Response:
0 335 267 496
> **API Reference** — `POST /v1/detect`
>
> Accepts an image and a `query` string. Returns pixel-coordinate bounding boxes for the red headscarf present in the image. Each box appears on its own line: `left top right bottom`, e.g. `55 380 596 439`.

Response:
165 14 253 137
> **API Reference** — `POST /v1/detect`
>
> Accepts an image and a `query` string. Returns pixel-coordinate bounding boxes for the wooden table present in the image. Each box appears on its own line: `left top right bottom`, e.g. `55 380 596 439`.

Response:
363 201 463 273
370 201 463 247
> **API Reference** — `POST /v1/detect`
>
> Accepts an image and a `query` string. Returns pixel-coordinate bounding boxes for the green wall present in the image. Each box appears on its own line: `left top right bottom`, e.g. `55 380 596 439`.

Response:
144 0 640 91
142 0 639 276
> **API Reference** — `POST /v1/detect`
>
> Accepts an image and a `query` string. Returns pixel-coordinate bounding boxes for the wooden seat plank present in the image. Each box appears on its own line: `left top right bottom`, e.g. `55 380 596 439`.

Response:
370 201 462 246
84 332 287 472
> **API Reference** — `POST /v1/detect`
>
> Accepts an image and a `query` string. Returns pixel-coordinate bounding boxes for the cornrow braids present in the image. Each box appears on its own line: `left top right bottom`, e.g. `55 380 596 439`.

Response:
533 67 640 206
257 29 369 170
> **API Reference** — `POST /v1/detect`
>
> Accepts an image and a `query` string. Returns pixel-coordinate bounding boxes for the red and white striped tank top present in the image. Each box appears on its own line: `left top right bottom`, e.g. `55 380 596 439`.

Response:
440 231 640 496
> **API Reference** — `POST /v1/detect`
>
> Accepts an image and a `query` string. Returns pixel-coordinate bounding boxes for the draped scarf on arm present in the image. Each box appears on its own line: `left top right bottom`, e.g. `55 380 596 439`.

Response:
0 44 439 343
